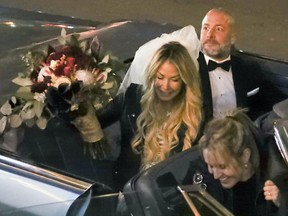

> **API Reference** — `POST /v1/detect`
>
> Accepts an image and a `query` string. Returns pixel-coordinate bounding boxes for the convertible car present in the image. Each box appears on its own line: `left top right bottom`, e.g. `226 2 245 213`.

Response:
0 6 287 216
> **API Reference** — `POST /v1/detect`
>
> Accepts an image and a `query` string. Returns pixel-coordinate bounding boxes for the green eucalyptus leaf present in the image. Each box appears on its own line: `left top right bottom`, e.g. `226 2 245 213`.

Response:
22 101 33 111
86 47 92 55
33 100 45 118
0 101 12 115
15 87 34 100
58 36 66 45
101 55 109 64
104 68 112 74
70 34 80 46
12 77 33 86
0 116 8 135
9 114 22 128
61 28 67 37
58 29 67 45
100 81 114 90
11 96 17 105
80 41 87 51
20 107 35 120
36 117 47 130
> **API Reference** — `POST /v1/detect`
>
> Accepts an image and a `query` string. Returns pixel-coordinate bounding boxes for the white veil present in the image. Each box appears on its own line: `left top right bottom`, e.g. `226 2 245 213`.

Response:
118 25 200 94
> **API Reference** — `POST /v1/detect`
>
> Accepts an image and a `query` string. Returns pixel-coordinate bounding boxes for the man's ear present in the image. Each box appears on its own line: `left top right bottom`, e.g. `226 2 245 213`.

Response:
241 148 251 164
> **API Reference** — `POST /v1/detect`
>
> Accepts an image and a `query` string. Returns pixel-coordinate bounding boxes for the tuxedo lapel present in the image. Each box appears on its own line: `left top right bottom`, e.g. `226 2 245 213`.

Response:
198 53 213 120
198 53 266 120
230 56 249 108
198 53 248 119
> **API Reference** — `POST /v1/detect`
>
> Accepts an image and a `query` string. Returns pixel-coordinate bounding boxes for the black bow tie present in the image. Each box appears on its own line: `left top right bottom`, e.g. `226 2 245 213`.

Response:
207 60 231 72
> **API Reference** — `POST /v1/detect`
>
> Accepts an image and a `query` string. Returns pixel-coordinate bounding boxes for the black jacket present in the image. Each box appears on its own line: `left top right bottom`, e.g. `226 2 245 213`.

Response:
198 52 285 121
221 131 279 216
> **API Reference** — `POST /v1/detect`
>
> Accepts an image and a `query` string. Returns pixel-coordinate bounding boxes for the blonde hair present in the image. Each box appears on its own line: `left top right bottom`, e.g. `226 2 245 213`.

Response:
131 41 202 167
199 108 260 171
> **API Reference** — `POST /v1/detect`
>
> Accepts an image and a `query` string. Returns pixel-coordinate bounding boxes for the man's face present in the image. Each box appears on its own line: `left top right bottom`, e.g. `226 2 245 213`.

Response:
200 10 236 61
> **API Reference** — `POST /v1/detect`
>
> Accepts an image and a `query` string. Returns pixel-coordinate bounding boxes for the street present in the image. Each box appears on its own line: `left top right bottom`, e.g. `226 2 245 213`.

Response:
0 0 287 60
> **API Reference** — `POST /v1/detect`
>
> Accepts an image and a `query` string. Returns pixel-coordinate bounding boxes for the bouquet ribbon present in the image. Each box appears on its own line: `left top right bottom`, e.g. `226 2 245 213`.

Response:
71 104 103 143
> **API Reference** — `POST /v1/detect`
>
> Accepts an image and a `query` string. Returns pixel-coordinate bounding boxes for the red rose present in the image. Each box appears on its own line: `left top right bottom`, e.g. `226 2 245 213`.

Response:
66 57 75 67
64 66 72 76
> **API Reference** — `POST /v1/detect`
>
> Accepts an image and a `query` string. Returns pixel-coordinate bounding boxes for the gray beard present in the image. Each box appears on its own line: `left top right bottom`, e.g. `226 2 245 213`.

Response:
201 44 231 60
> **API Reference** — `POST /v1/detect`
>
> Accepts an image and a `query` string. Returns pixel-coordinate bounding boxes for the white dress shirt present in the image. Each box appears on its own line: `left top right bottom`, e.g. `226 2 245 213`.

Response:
204 55 237 118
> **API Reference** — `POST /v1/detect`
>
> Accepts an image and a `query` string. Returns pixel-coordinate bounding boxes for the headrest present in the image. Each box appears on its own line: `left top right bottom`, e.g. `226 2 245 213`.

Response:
273 98 288 118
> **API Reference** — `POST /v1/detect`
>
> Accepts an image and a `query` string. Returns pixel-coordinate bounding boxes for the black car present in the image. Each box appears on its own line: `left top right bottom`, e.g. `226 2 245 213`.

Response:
0 6 287 216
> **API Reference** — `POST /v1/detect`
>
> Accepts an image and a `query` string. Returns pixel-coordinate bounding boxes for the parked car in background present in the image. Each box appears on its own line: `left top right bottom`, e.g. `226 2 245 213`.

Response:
0 6 287 216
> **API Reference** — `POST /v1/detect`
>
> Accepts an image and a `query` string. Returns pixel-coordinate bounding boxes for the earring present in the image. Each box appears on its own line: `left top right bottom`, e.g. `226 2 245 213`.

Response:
244 163 248 169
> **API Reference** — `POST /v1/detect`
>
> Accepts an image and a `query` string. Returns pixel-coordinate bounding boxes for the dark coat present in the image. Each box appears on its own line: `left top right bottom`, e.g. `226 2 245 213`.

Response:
220 131 280 216
97 83 188 190
198 52 285 121
181 127 280 215
222 170 278 216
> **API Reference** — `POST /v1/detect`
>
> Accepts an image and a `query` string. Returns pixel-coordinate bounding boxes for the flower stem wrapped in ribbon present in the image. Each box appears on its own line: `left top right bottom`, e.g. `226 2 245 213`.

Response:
70 102 108 159
71 105 104 143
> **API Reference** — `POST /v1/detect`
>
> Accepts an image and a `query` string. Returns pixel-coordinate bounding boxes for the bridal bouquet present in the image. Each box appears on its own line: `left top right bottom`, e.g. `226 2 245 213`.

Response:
0 29 123 158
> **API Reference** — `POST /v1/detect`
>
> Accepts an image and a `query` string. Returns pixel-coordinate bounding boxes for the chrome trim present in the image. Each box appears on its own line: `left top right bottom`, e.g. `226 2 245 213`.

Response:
0 153 92 192
178 185 234 216
274 119 288 166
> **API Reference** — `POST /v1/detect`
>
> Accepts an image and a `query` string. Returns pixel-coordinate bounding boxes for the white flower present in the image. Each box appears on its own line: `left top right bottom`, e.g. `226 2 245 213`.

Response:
75 70 95 86
38 66 54 82
49 60 59 70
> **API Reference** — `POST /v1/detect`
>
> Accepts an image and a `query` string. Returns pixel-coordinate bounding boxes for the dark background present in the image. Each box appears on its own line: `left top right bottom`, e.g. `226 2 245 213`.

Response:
0 0 287 60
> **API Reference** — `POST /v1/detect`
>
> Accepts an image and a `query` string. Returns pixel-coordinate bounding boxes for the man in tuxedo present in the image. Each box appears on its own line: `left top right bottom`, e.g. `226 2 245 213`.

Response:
199 8 285 121
118 8 285 121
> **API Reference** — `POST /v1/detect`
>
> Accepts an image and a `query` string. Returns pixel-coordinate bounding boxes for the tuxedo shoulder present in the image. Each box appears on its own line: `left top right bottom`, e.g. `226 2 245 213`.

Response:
231 54 260 66
231 54 262 74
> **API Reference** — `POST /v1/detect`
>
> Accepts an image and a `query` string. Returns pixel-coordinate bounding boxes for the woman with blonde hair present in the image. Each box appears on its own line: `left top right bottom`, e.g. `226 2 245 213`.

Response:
97 41 202 191
132 41 202 169
199 108 281 216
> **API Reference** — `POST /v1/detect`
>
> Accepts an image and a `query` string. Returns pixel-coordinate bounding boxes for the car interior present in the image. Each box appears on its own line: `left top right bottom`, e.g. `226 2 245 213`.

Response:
122 49 288 215
123 146 202 216
123 145 234 216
